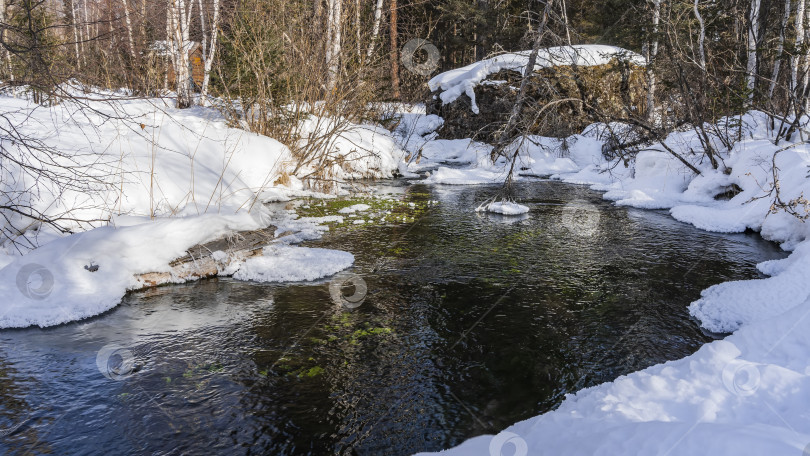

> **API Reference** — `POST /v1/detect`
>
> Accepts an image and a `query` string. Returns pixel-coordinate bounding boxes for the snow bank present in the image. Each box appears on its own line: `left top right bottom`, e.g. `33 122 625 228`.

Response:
418 311 810 455
403 110 810 456
410 133 603 184
0 93 412 249
0 95 294 232
0 207 359 328
296 115 407 182
428 45 646 113
0 93 388 328
0 212 264 328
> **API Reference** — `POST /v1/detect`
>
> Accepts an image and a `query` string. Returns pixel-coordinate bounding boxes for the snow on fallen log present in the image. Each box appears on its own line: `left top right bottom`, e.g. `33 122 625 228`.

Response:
427 45 646 141
133 226 277 289
428 44 646 110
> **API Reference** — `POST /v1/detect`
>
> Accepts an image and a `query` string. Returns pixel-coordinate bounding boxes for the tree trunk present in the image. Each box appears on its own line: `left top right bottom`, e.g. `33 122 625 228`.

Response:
491 0 552 163
694 0 706 70
561 0 571 45
80 0 88 67
803 4 810 109
164 0 171 91
64 0 82 70
646 0 661 122
121 0 137 60
366 0 385 58
325 0 342 93
475 0 488 60
170 0 193 108
792 0 805 98
389 0 400 99
0 0 11 81
200 0 220 103
745 0 761 106
769 0 791 98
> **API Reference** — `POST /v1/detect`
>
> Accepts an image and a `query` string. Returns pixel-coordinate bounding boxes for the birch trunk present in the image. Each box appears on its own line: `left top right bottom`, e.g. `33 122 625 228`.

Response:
745 0 761 106
200 0 220 103
325 0 342 92
366 0 384 58
792 0 804 95
67 0 81 69
1 0 12 81
169 0 193 108
80 0 87 67
769 0 791 98
121 0 137 59
164 1 171 91
694 0 706 70
803 4 810 109
561 0 571 45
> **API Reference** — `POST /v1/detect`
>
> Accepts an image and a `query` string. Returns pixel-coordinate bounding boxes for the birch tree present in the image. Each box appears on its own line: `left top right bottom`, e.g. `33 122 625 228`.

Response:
64 0 82 69
792 0 805 98
168 0 193 108
561 0 571 45
325 0 342 93
366 0 385 58
1 0 13 81
121 0 136 59
769 0 791 98
694 0 705 70
197 0 220 104
745 0 761 106
802 4 810 109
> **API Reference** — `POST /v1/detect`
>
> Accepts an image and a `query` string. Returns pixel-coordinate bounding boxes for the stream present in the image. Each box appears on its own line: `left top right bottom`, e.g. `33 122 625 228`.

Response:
0 180 786 455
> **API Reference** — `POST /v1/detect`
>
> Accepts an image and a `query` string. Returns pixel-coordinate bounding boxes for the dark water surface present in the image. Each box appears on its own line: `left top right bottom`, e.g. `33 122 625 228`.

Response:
0 180 786 455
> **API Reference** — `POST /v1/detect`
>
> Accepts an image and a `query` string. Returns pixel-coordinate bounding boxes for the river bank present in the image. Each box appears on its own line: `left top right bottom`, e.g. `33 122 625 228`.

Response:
1 96 809 455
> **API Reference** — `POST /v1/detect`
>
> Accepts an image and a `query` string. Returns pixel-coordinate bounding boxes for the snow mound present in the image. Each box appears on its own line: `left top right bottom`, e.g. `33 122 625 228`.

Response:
478 201 529 215
689 241 810 333
232 245 354 283
428 45 645 113
0 213 265 329
296 116 407 182
0 94 294 239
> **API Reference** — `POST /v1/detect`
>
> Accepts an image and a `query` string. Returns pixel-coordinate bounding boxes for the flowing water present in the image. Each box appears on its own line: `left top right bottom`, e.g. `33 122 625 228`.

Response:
0 180 786 455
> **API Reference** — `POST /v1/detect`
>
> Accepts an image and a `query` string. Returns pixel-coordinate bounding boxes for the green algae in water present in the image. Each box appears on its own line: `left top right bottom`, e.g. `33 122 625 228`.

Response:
295 194 436 230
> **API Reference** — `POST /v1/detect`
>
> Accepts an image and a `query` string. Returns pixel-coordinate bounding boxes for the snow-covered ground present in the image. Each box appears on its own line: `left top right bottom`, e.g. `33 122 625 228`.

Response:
405 111 810 455
0 92 405 328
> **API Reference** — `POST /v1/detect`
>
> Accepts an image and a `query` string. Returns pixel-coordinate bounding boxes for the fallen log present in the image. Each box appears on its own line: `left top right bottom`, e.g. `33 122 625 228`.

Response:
132 226 277 290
